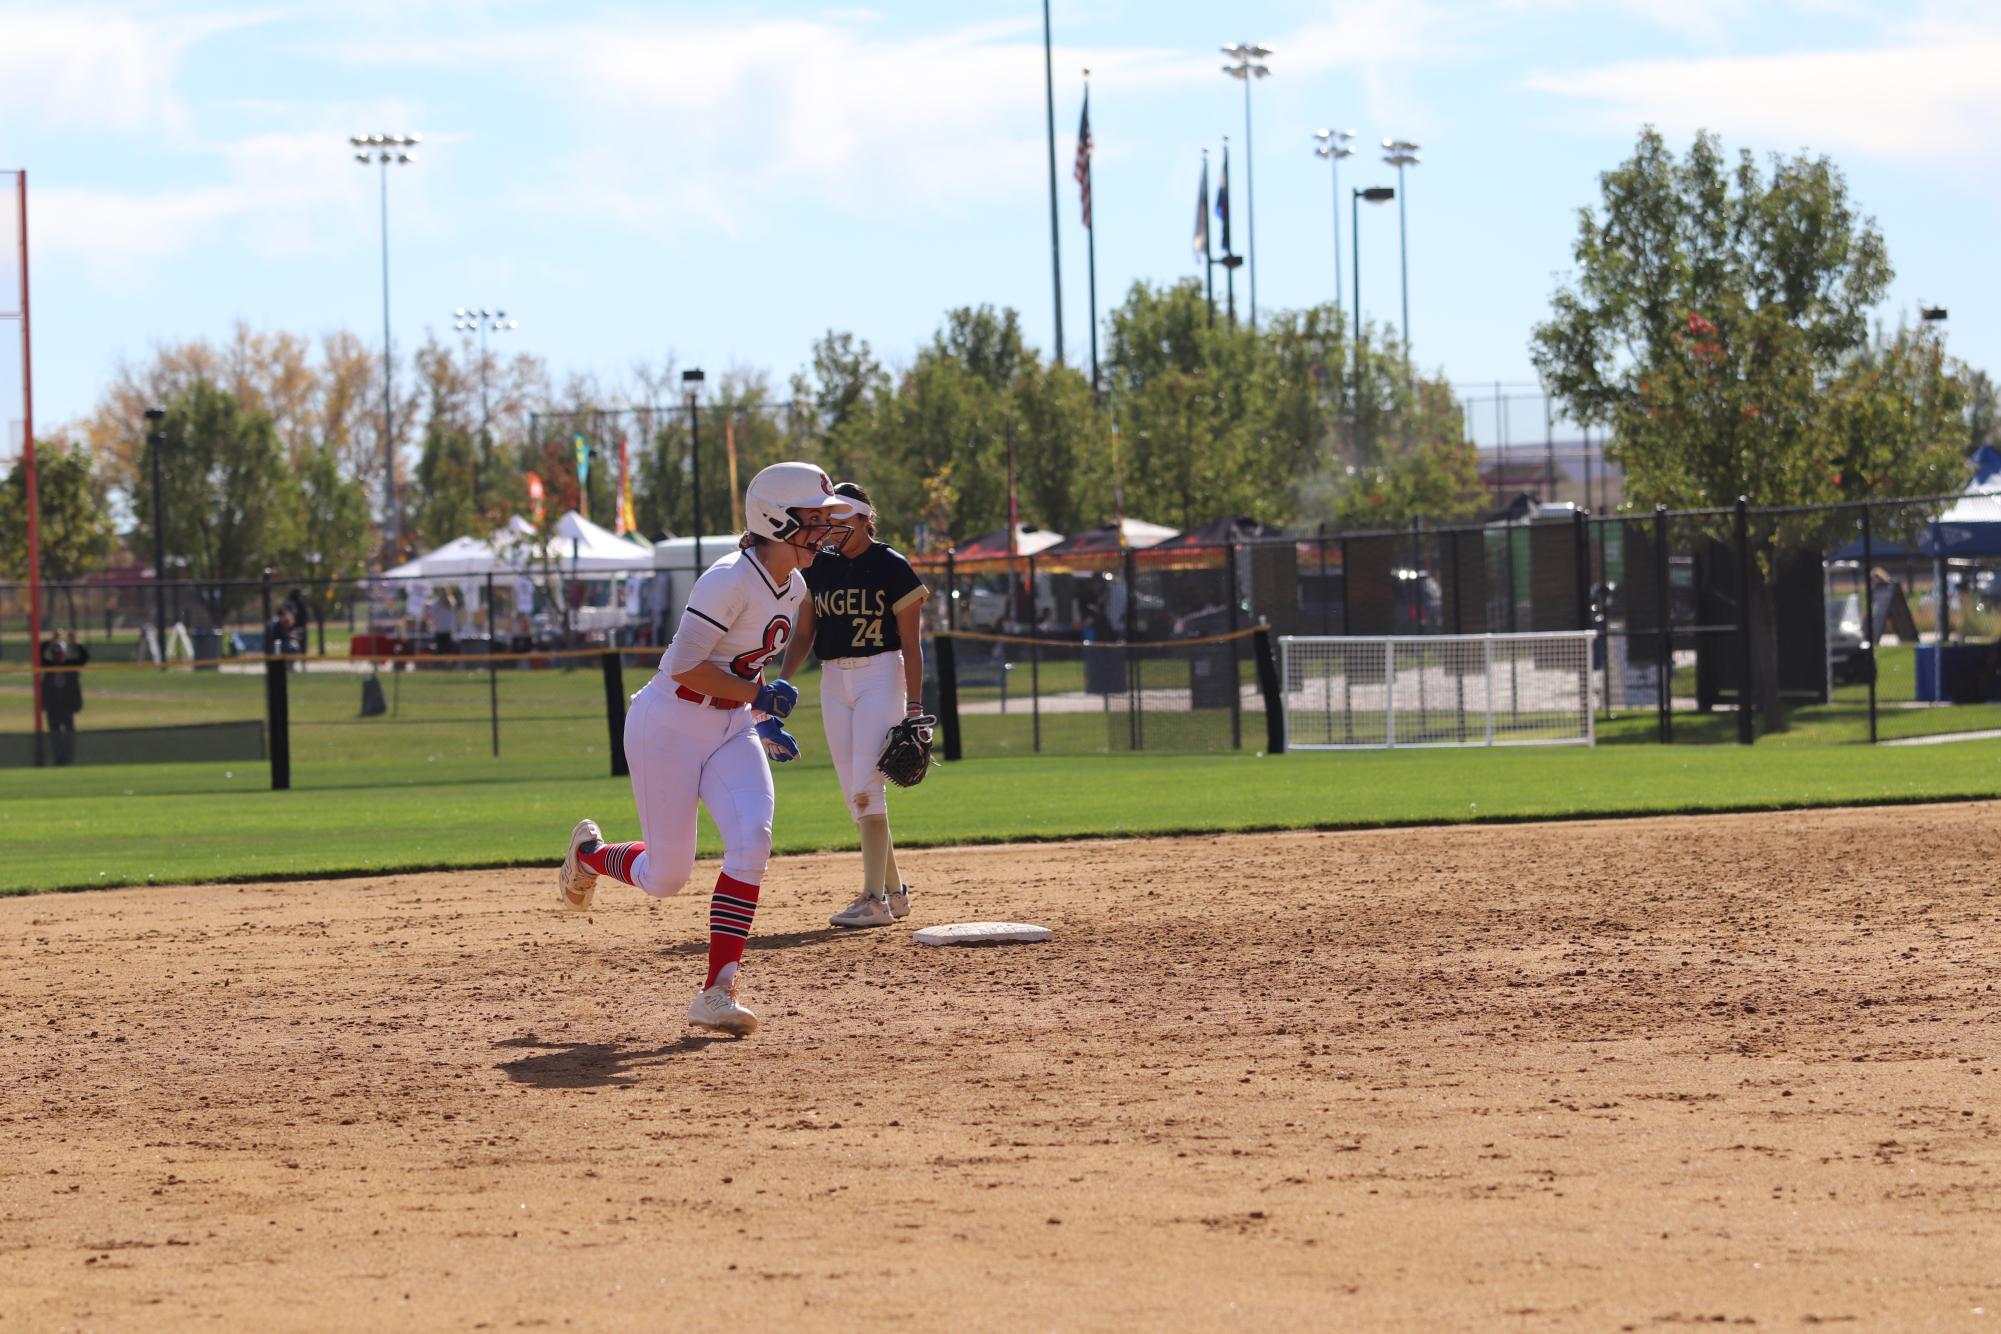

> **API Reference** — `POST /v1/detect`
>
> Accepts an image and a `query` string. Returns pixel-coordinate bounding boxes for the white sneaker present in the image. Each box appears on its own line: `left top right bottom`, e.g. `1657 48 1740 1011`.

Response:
886 884 912 920
687 976 759 1036
557 818 602 911
830 892 895 929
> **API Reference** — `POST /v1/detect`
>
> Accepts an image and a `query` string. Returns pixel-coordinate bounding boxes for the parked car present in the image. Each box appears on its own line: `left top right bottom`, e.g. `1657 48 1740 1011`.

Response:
1827 593 1875 686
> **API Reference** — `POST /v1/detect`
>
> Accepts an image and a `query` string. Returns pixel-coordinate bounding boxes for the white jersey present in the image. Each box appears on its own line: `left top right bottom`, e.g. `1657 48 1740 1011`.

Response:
662 546 805 684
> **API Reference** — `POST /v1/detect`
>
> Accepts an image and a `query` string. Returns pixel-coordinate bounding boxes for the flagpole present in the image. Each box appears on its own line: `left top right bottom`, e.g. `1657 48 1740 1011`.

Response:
1081 73 1099 398
1200 151 1214 328
1222 139 1236 332
16 170 42 766
1041 0 1065 365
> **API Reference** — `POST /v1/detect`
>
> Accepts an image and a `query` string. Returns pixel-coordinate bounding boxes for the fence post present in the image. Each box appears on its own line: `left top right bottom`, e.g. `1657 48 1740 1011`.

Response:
1124 546 1141 752
486 571 500 757
1483 635 1495 746
945 551 958 630
937 634 962 761
1317 526 1330 635
1225 542 1243 750
1572 511 1591 630
1654 504 1672 744
1339 536 1351 635
601 650 628 777
1734 496 1755 745
1028 553 1041 754
1861 503 1877 744
1385 639 1397 748
1253 626 1284 754
264 649 291 791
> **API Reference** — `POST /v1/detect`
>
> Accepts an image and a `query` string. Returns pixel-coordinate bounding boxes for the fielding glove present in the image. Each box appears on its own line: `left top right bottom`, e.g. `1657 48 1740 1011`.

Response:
755 716 800 763
752 678 798 720
876 713 936 787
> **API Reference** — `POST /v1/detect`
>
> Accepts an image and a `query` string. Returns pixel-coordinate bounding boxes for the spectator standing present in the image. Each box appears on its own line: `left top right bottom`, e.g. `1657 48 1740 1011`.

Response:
39 629 89 766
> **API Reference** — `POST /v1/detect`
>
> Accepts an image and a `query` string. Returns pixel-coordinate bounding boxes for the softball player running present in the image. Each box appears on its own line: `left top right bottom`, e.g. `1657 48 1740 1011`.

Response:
556 461 860 1037
778 481 929 929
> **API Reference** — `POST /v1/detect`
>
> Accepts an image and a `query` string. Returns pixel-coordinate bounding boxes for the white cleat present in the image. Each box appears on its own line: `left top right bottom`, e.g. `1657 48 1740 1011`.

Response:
830 892 896 929
688 977 759 1036
558 818 602 912
886 884 912 920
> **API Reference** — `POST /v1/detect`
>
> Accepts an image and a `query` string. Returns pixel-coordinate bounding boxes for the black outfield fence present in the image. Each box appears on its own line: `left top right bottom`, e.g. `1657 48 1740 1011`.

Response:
6 486 2001 774
917 489 2001 749
932 625 1282 760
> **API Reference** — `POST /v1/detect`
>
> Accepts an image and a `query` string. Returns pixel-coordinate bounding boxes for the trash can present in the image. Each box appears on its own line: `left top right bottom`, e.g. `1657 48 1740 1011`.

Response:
191 627 223 670
1082 643 1126 695
1189 643 1237 709
360 674 388 717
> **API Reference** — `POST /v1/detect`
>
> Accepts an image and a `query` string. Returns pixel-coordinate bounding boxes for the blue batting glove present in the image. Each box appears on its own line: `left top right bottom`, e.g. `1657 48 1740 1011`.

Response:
755 716 800 763
753 678 798 720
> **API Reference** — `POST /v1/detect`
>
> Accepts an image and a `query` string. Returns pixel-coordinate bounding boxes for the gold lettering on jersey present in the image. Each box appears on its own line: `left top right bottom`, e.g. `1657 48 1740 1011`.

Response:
813 588 889 618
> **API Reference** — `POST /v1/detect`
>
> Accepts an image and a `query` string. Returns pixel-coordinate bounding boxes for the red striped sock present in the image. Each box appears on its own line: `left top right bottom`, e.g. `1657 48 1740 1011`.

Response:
578 840 644 884
705 873 762 988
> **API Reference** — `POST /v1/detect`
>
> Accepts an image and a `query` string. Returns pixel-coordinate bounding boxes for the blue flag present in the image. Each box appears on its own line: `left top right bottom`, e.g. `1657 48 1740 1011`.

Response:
1216 146 1232 254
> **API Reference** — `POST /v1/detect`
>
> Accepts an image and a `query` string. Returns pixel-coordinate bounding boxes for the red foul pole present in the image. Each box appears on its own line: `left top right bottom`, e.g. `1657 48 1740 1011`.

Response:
17 171 41 765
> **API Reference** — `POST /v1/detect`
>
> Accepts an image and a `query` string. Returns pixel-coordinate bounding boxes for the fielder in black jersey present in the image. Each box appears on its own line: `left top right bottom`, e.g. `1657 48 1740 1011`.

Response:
803 541 927 660
778 482 929 929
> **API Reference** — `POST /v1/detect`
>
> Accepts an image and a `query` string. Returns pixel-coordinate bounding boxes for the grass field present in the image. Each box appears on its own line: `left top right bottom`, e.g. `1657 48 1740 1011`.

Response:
3 645 1998 894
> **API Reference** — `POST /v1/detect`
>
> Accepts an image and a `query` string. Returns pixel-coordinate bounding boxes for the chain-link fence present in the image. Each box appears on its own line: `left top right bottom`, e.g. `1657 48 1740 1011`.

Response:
7 491 1999 774
914 491 2001 752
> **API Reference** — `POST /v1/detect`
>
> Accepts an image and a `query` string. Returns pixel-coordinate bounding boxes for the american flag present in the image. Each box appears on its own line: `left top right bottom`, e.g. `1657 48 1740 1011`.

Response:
1073 91 1093 230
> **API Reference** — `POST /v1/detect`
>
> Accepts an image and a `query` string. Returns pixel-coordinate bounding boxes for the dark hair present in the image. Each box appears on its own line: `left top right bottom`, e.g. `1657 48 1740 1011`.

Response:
833 481 871 505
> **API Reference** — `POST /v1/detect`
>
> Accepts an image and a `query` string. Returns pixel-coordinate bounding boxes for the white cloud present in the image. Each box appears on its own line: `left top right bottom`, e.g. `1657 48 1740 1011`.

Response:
1526 33 2001 161
0 8 256 134
31 124 428 278
329 13 1203 233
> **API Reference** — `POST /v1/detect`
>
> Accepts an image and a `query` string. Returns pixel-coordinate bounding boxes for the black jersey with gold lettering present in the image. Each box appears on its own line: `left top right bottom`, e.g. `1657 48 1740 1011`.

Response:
803 542 928 660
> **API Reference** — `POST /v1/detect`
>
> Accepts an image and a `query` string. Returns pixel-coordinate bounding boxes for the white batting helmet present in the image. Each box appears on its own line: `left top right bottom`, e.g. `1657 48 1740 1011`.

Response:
744 461 858 554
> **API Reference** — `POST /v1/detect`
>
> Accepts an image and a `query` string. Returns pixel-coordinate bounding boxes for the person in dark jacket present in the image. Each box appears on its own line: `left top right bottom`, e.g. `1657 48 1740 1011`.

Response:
40 629 89 766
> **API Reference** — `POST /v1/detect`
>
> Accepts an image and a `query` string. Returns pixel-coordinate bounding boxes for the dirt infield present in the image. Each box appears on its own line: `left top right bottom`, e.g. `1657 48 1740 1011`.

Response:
3 805 1997 1331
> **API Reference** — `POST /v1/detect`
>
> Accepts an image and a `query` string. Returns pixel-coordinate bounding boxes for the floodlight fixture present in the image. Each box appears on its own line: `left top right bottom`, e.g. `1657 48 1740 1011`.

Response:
349 130 423 553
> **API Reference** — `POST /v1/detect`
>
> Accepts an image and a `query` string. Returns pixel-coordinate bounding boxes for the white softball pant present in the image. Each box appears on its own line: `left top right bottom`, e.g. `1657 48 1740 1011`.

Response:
818 652 907 822
622 674 775 896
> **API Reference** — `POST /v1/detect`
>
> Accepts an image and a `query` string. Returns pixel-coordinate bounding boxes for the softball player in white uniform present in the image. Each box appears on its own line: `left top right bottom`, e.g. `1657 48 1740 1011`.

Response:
556 462 859 1037
778 482 929 929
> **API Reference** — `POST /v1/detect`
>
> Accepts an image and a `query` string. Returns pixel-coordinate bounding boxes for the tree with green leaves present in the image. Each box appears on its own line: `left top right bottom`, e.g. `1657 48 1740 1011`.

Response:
134 383 299 625
279 444 375 651
1107 280 1478 531
0 441 121 632
1532 128 1967 731
0 442 119 583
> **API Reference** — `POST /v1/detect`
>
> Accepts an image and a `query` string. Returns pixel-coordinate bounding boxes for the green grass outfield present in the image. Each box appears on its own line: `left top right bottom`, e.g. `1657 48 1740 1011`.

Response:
5 730 1999 894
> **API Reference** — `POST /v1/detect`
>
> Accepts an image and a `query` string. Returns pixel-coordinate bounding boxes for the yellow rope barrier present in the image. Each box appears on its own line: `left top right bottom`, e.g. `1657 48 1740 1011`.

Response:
936 624 1262 650
0 644 666 677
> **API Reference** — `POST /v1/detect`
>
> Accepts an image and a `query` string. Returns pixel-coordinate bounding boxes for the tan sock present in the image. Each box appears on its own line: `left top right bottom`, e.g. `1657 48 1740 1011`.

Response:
883 829 902 896
858 815 891 902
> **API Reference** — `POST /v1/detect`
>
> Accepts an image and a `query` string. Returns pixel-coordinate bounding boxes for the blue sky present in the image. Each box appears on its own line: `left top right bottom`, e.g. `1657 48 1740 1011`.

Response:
2 0 1997 445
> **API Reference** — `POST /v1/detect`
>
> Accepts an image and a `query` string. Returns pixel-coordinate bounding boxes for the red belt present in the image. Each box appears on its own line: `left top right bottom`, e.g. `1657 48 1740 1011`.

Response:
674 684 744 711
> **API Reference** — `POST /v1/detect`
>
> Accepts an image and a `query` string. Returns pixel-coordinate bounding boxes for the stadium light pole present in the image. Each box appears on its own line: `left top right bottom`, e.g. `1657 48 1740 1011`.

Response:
1351 185 1396 381
1313 129 1355 318
144 408 167 667
1220 43 1271 331
1381 139 1420 356
351 132 419 557
453 307 516 502
683 368 706 572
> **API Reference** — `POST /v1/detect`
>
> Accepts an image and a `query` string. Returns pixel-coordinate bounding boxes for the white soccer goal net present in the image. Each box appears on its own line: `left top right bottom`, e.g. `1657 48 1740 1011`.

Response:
1279 633 1595 750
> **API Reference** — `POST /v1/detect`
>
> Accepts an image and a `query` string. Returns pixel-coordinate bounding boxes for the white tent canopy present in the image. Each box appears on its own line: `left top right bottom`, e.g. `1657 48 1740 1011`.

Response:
382 512 652 579
539 511 653 570
652 533 748 571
